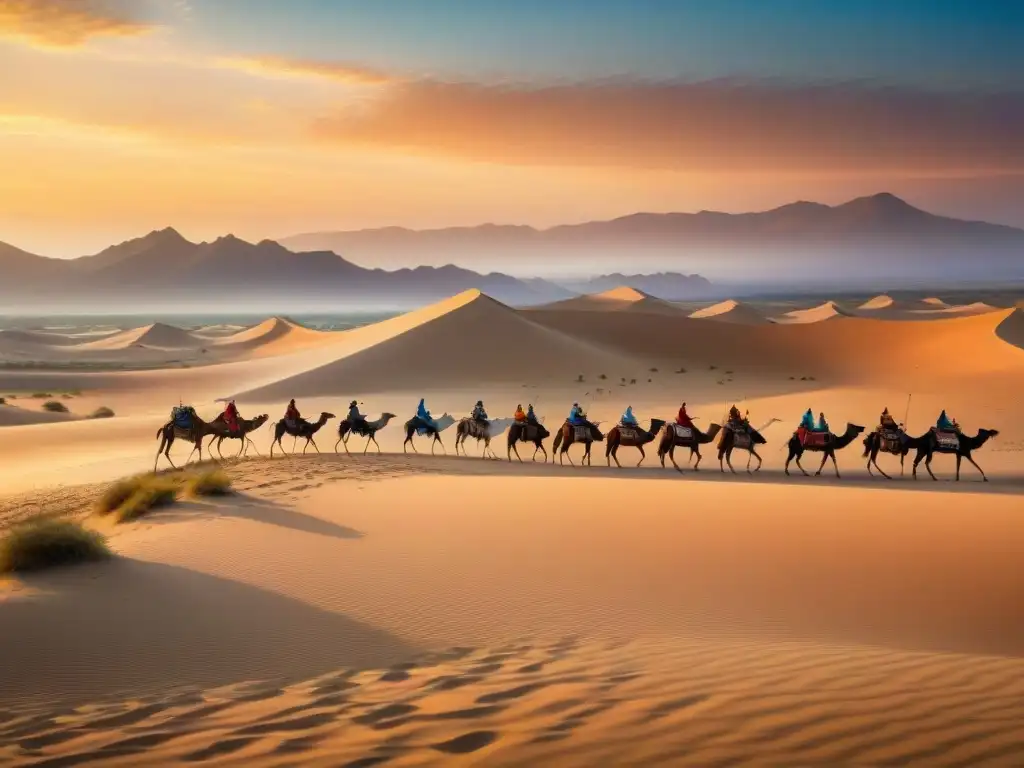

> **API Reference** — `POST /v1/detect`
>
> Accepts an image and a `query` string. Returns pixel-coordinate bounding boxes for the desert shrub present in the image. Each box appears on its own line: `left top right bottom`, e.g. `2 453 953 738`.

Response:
598 373 607 380
42 400 69 413
114 481 178 523
88 406 115 419
95 475 176 519
187 469 233 497
649 367 658 373
0 397 5 405
31 392 52 399
676 367 687 374
576 374 584 382
0 517 111 573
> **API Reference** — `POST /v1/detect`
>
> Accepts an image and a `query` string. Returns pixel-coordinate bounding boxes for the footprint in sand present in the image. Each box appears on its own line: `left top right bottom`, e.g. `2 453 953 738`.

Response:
431 730 499 754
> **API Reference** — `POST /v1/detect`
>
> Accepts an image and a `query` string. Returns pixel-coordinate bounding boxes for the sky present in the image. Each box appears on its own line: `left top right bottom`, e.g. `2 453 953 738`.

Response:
1 0 1022 257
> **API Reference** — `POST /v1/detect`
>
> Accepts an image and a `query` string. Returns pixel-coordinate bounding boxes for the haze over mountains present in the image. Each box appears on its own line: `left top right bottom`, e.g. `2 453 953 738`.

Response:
282 193 1024 284
3 192 1022 313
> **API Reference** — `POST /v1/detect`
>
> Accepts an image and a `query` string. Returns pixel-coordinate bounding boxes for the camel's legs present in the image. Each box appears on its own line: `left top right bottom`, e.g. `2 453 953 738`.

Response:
584 443 593 466
668 445 683 472
924 452 938 480
609 445 621 468
562 446 574 466
956 453 962 481
310 437 321 454
751 449 763 472
870 454 892 480
745 451 753 473
636 445 645 467
815 452 828 476
794 453 809 476
830 452 841 478
964 454 988 481
725 450 736 473
247 438 261 457
692 447 702 471
535 444 546 462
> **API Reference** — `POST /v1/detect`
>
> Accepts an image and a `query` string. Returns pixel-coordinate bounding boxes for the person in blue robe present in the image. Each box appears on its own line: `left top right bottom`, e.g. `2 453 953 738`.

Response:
569 402 587 425
816 411 830 433
799 408 815 431
621 406 638 427
936 410 956 431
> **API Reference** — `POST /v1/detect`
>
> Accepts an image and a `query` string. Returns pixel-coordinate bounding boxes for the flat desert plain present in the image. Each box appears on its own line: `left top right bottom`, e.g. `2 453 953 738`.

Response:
1 289 1023 766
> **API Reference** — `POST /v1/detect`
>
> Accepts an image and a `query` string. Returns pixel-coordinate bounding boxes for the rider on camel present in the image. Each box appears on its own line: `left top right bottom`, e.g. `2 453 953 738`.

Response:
471 400 489 425
799 408 815 432
416 398 437 430
880 407 899 431
347 400 367 433
676 402 694 429
816 411 829 433
526 404 539 424
727 405 747 430
285 399 301 426
936 410 958 432
620 405 638 427
568 402 588 426
223 400 240 433
515 404 527 423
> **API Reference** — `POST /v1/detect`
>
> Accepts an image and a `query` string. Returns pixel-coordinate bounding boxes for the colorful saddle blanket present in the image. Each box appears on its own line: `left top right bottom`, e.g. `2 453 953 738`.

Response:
732 432 752 449
672 424 694 440
800 429 830 448
573 425 592 442
932 429 959 450
617 426 639 441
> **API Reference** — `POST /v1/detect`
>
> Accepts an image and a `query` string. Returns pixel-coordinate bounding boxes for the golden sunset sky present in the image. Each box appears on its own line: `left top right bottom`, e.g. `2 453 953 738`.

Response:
1 0 1021 256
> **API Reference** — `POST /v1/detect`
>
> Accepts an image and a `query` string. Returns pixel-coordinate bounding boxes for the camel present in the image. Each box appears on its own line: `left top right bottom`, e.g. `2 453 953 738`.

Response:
862 427 911 479
154 413 224 471
402 413 455 455
605 419 666 467
207 413 270 459
551 420 605 466
270 412 335 457
455 417 514 459
717 419 777 473
785 423 865 478
507 420 550 462
335 413 397 454
908 427 999 481
657 421 722 471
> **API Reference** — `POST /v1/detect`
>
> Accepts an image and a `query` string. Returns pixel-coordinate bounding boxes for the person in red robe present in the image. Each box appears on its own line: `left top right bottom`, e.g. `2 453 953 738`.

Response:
676 402 694 428
284 399 301 425
223 400 240 432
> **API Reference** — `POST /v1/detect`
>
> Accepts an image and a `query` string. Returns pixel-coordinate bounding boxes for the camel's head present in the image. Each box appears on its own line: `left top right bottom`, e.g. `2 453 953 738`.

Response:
321 412 336 421
254 414 270 427
382 412 397 420
980 428 1000 438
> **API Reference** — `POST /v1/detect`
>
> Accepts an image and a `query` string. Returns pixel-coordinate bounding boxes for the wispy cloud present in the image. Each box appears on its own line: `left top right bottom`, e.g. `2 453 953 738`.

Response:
312 79 1024 174
218 55 393 86
0 0 152 48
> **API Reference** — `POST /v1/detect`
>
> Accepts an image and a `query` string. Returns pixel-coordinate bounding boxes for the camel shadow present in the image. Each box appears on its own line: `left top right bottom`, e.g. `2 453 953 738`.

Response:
0 558 416 706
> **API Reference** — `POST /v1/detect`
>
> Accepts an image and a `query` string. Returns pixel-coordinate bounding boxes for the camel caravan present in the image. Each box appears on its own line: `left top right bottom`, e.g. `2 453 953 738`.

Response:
157 398 999 481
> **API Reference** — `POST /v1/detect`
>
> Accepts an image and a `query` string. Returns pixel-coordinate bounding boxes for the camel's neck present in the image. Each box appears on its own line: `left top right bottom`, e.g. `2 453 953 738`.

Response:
969 431 992 448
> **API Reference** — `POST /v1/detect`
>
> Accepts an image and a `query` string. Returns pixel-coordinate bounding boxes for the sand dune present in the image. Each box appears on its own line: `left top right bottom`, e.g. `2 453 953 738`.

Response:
859 294 895 310
527 304 1024 382
232 290 636 400
77 322 204 351
538 285 683 315
921 296 950 307
210 317 331 357
688 299 768 324
0 402 76 427
2 469 1023 765
996 307 1024 351
771 300 849 324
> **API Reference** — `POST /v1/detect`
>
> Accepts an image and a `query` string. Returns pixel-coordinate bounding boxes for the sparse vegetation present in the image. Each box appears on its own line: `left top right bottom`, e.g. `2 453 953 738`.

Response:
676 367 687 374
709 365 717 371
0 517 111 574
31 392 53 399
630 378 637 385
187 469 233 497
649 367 658 373
88 406 115 419
0 397 5 405
598 373 607 380
576 374 584 382
113 481 178 524
42 400 69 413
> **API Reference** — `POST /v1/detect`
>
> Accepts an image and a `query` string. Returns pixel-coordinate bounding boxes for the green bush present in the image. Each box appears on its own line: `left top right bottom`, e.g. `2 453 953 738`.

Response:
42 400 69 413
0 517 111 573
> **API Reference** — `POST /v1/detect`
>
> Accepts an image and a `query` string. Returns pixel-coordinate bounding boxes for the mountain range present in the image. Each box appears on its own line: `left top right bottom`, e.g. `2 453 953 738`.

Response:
3 193 1022 312
281 193 1024 283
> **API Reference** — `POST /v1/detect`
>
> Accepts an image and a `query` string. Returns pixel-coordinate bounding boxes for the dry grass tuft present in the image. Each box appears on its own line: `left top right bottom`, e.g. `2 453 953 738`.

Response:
42 400 69 413
88 406 115 419
186 469 233 497
0 517 111 573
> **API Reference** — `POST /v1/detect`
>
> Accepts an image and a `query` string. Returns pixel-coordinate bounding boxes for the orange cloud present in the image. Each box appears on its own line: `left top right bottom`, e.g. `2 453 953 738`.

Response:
312 79 1024 174
218 55 393 86
0 0 151 48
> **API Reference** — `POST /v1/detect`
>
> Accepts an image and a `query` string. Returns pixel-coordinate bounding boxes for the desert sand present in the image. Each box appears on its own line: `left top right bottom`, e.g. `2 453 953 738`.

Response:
688 299 769 324
2 287 1023 765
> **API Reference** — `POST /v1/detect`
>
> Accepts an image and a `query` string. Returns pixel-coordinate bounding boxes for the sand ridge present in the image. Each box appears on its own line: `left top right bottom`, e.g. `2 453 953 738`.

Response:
536 285 684 315
688 299 769 324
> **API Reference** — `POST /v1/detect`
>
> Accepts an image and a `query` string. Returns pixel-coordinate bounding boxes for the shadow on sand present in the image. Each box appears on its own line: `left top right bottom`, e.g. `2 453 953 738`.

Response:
0 558 415 706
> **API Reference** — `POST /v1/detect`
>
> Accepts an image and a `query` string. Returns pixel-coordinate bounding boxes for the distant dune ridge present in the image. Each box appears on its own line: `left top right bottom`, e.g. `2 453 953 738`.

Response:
537 285 684 315
771 301 851 324
689 299 769 324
